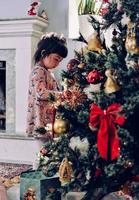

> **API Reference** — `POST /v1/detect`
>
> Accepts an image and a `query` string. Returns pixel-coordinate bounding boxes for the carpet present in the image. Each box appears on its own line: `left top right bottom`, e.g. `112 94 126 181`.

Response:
0 163 32 189
0 162 32 179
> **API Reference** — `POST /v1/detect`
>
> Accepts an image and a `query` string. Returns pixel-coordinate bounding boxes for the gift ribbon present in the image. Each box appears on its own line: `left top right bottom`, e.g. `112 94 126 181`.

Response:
89 103 125 160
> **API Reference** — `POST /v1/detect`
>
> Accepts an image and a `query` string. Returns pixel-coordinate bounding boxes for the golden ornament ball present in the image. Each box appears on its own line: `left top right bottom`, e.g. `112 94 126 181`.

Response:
54 119 70 136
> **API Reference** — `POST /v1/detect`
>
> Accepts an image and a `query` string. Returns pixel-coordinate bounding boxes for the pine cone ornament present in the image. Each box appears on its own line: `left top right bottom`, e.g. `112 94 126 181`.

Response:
58 157 73 185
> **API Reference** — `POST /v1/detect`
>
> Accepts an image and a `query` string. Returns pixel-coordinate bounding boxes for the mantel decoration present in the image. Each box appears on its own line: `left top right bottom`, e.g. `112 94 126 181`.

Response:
68 0 110 39
27 1 48 20
78 0 110 16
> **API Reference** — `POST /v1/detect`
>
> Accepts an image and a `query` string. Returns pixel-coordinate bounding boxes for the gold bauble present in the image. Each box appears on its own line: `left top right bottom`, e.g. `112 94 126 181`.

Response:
125 33 139 54
104 69 120 94
87 32 104 54
125 21 139 54
54 119 70 136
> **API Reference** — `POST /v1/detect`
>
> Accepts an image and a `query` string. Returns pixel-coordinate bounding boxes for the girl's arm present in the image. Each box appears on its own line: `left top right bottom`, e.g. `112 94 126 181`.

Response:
32 67 61 101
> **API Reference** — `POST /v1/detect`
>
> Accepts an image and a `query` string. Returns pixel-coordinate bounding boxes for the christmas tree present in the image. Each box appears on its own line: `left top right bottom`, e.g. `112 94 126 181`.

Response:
37 0 139 199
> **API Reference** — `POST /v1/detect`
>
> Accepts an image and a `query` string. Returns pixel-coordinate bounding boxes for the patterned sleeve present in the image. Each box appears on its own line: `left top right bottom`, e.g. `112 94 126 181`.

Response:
32 67 61 101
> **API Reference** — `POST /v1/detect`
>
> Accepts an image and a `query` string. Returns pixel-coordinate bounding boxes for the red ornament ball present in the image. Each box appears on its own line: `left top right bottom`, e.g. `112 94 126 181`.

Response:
87 70 103 84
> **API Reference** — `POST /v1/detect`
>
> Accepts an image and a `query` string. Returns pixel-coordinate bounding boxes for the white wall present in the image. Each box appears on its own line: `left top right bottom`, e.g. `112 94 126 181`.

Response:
0 0 68 36
40 0 68 36
0 137 43 164
0 0 30 19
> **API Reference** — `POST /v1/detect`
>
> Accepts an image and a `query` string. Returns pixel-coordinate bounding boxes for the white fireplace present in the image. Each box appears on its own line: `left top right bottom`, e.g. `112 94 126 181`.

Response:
0 17 48 164
0 16 47 134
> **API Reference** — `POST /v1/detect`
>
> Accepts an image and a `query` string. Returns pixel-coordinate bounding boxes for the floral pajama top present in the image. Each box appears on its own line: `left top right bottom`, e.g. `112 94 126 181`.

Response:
26 65 60 136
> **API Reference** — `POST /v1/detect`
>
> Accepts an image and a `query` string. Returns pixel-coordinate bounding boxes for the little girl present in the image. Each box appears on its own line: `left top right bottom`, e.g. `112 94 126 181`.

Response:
26 33 68 136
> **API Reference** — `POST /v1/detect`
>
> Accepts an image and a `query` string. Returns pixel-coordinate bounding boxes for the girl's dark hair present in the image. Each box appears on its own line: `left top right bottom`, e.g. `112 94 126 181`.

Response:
34 34 68 63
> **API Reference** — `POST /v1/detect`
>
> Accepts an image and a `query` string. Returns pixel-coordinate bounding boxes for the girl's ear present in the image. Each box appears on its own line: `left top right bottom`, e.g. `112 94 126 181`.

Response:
41 49 46 58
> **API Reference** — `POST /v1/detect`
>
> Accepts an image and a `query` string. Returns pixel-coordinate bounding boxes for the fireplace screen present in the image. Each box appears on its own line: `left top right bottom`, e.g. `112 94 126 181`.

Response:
0 61 6 130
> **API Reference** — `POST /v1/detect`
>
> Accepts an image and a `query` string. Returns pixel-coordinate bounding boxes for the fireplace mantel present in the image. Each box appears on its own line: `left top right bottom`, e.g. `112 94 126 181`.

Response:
0 17 48 37
0 17 48 135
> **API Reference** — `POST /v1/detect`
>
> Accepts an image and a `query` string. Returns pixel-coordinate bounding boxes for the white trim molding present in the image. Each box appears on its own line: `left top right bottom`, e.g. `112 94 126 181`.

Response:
0 17 48 38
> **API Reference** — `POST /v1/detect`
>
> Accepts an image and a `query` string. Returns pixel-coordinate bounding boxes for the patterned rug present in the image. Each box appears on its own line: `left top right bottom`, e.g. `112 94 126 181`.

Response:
0 163 32 179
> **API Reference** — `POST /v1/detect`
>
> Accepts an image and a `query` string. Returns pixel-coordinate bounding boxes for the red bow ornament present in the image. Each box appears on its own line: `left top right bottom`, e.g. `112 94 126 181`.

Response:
89 103 125 161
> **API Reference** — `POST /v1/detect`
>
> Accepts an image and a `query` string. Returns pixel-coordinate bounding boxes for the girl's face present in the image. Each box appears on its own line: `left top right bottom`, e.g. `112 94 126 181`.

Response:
42 53 63 69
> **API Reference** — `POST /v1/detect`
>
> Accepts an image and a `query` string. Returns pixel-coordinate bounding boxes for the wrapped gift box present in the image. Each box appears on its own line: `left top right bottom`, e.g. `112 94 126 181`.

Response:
20 170 61 200
65 191 133 200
